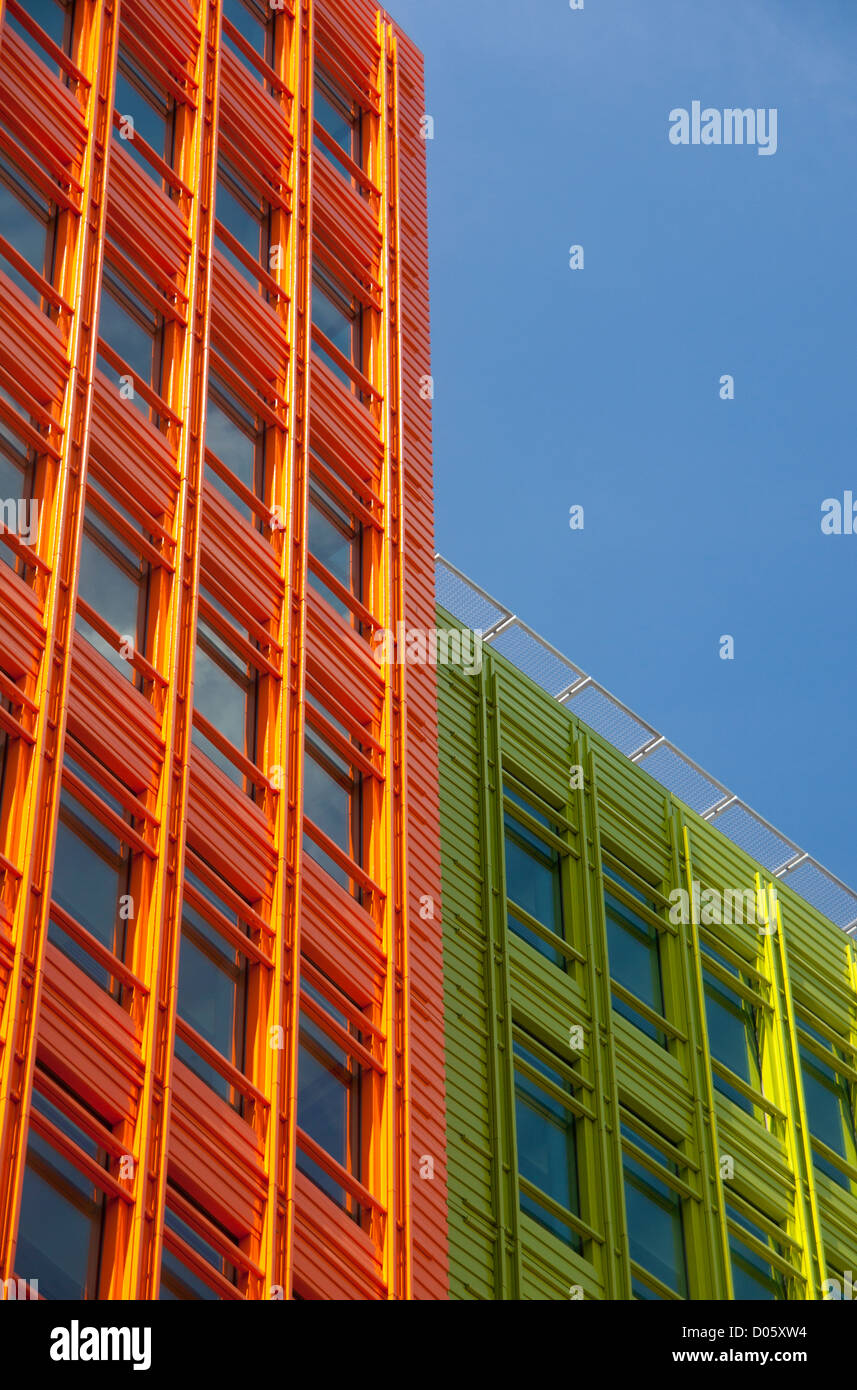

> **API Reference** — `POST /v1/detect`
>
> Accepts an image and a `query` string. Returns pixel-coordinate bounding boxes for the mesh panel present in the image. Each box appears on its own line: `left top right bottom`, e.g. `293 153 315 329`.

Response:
779 860 857 932
565 684 653 757
490 625 583 699
636 744 725 815
708 804 793 872
435 561 506 634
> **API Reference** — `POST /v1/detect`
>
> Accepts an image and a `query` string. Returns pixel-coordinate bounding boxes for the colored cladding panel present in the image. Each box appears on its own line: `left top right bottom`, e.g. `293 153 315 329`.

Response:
437 607 857 1301
0 0 445 1301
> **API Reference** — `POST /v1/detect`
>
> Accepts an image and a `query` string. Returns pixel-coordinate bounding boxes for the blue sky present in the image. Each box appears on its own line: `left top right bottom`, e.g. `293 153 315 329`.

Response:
390 0 857 888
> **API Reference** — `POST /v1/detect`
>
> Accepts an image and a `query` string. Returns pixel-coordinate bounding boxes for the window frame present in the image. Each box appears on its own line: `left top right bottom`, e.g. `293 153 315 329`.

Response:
502 781 572 970
214 153 275 294
302 690 371 902
621 1115 690 1301
160 1188 243 1301
313 63 366 192
603 858 672 1048
113 40 179 192
725 1199 791 1301
512 1028 583 1251
295 971 375 1229
191 593 263 796
307 472 364 627
75 488 154 686
49 771 134 999
174 867 257 1113
797 1015 857 1192
0 147 59 311
97 254 168 426
14 1071 120 1302
311 258 365 396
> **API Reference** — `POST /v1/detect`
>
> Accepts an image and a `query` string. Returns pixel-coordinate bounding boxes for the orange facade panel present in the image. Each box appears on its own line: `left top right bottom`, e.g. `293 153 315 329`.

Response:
0 0 446 1303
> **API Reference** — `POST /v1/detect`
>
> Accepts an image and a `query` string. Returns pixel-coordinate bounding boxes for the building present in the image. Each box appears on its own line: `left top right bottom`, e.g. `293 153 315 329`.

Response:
0 0 446 1300
435 558 857 1301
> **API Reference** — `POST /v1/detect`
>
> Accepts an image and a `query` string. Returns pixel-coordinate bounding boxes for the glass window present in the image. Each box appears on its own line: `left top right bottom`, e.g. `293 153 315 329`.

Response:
204 376 266 521
175 870 249 1110
621 1121 688 1298
97 260 165 416
303 699 363 896
75 493 151 682
727 1203 787 1300
798 1021 856 1192
192 605 259 789
48 765 132 995
215 157 272 289
503 786 565 967
297 982 363 1220
604 864 666 1046
703 964 762 1115
14 1088 108 1300
160 1198 237 1300
0 151 56 306
12 0 73 49
5 0 75 76
113 44 176 185
311 262 362 389
314 66 363 184
513 1038 580 1249
307 475 362 623
222 0 279 73
0 389 37 578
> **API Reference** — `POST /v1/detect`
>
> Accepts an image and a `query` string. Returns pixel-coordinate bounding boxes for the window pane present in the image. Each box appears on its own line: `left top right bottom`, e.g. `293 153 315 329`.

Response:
303 719 361 892
223 0 269 58
76 509 149 679
503 793 564 966
0 396 36 577
703 970 760 1115
160 1203 236 1299
192 616 257 786
215 160 269 288
312 284 353 360
727 1206 786 1300
114 47 175 183
0 153 53 304
799 1043 854 1190
308 481 361 620
312 266 361 389
15 1095 106 1300
159 1248 220 1301
204 380 264 519
14 0 71 54
315 85 354 157
604 868 665 1044
99 273 158 381
50 790 128 988
297 1008 361 1216
621 1127 687 1297
313 67 362 183
513 1041 580 1249
176 896 246 1106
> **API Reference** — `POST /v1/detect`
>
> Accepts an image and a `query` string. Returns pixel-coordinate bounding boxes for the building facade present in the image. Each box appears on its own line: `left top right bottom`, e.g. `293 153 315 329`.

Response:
0 0 446 1300
437 600 857 1300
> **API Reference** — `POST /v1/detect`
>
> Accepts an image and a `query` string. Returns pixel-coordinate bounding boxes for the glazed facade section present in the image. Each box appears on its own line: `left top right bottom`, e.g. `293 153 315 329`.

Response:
438 616 857 1300
0 0 446 1300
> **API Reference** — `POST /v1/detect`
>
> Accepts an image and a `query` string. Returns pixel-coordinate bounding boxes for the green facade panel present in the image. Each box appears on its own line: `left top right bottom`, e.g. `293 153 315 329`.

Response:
437 608 857 1301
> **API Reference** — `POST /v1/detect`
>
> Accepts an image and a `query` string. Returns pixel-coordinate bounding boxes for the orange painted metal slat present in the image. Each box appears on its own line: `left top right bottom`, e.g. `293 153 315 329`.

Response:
0 0 447 1302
